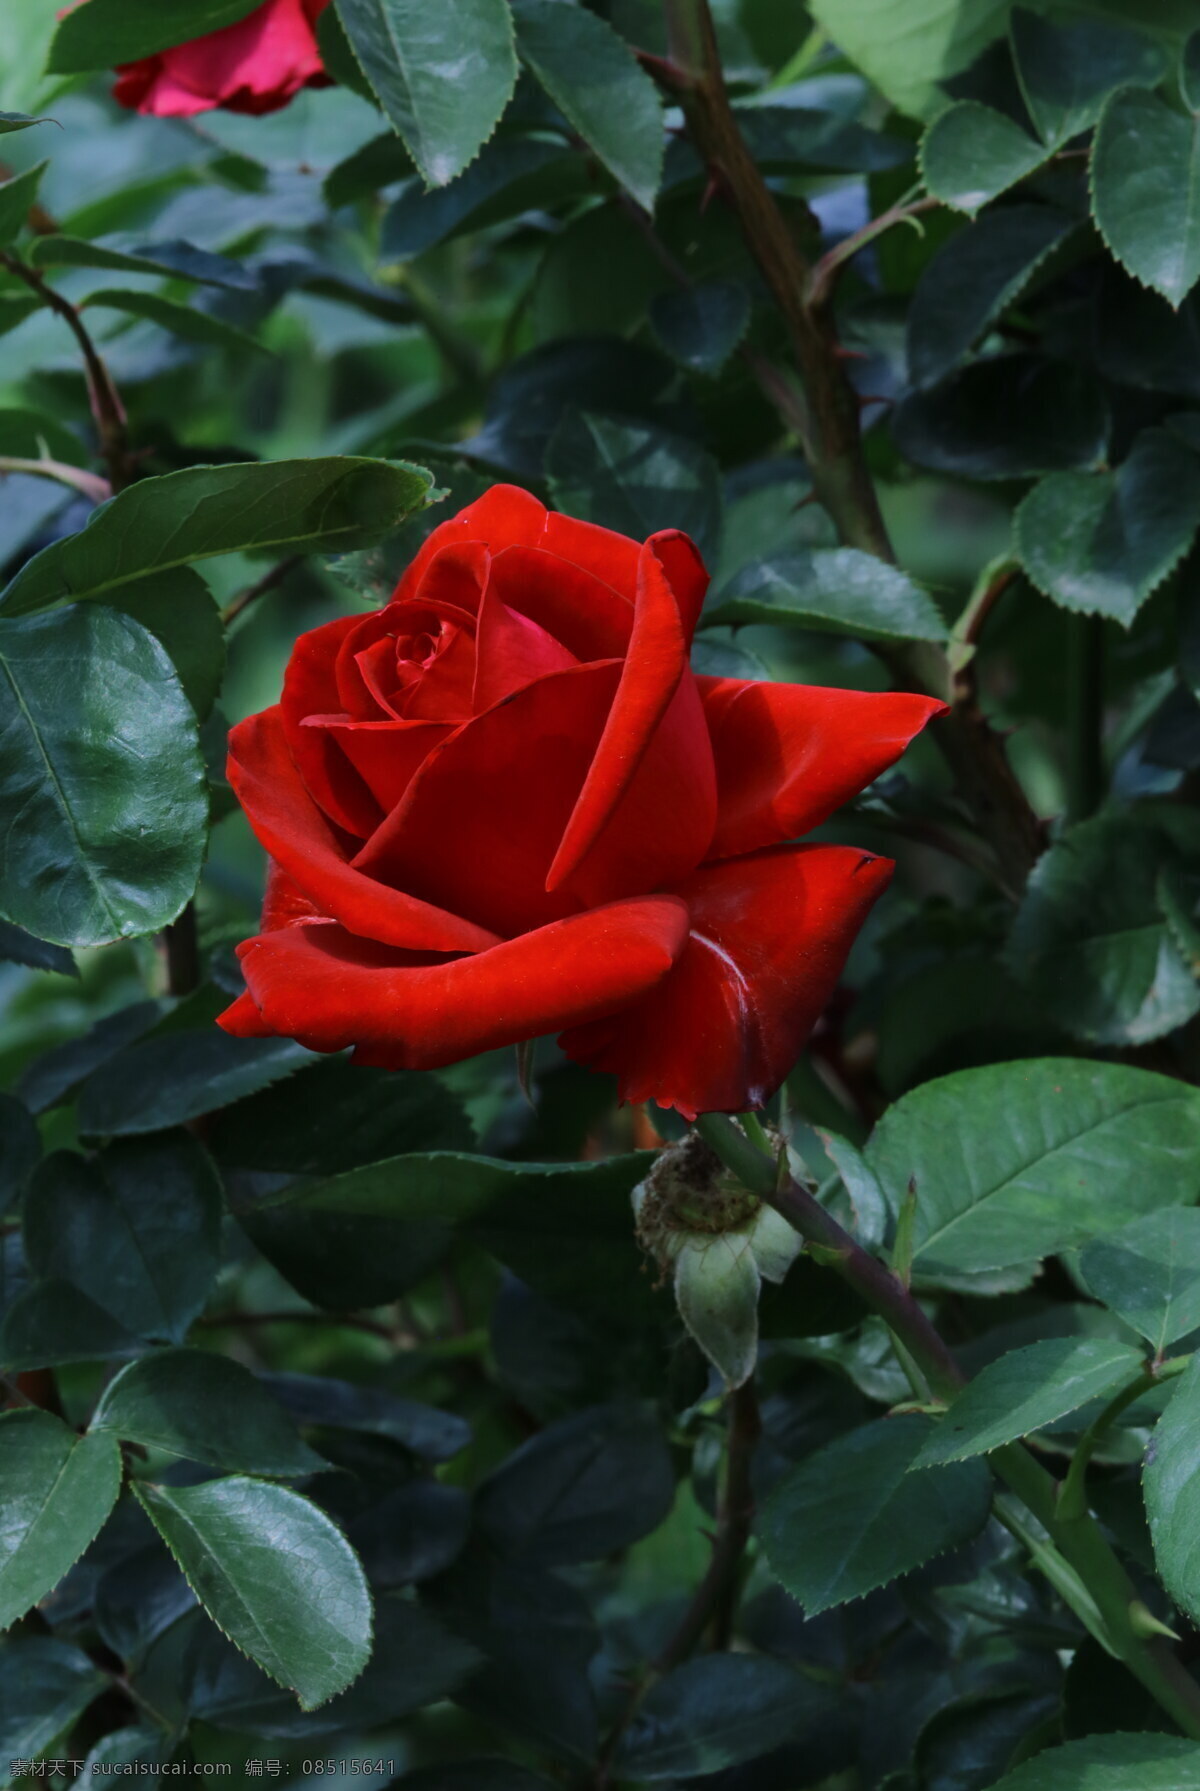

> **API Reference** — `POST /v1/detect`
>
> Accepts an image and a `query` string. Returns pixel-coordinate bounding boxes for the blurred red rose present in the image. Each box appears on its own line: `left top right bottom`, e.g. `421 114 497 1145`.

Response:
112 0 331 118
219 485 945 1117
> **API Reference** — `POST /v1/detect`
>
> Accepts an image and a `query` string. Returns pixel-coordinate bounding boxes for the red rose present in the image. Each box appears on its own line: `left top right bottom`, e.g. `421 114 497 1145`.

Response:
111 0 331 118
219 485 945 1117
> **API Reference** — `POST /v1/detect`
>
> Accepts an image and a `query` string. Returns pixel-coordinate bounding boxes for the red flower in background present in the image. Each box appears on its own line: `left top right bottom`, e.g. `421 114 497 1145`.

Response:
219 485 945 1117
112 0 331 118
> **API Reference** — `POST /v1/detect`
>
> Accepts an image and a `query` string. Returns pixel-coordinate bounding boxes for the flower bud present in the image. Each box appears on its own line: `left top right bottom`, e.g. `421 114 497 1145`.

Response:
633 1128 803 1390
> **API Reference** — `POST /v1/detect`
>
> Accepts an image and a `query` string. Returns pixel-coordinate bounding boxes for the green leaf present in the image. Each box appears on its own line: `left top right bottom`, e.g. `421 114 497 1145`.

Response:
985 1734 1200 1791
615 1654 824 1779
381 135 586 261
1092 88 1200 307
908 204 1077 387
893 355 1109 480
93 1545 196 1666
335 0 518 188
136 1477 372 1710
0 294 40 338
75 1017 315 1136
673 1232 761 1391
0 1636 107 1766
510 0 663 211
648 280 751 375
238 1149 660 1321
913 1338 1145 1467
0 113 50 135
324 131 415 207
1015 428 1200 623
0 1409 122 1629
760 1415 992 1616
1148 1359 1200 1625
47 0 263 71
0 920 75 978
546 410 722 559
24 1133 223 1344
476 1403 674 1566
187 1592 477 1736
81 288 268 355
18 999 164 1114
920 101 1049 215
0 458 435 618
345 1480 468 1588
0 408 88 469
0 162 47 248
0 605 207 948
705 547 947 643
806 0 1007 120
1080 1209 1200 1351
865 1059 1200 1279
100 567 226 722
401 1767 555 1791
210 1057 470 1175
0 1093 40 1215
28 237 255 289
817 1128 890 1251
0 1280 141 1373
262 1371 470 1461
1007 812 1200 1044
425 1556 596 1759
93 1351 323 1477
1183 29 1200 113
1012 7 1168 147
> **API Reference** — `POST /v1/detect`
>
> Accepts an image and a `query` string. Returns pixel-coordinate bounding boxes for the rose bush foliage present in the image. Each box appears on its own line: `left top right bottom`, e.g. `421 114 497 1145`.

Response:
6 3 1200 1788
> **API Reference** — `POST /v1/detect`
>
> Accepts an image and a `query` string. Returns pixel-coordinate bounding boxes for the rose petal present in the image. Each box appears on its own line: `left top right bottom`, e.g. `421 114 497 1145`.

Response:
112 63 216 116
229 706 499 953
218 990 276 1036
343 632 404 719
700 678 948 859
280 613 382 837
304 715 454 812
261 859 324 931
545 535 692 894
486 545 633 661
392 485 647 609
538 509 641 595
353 662 622 938
115 0 328 118
560 844 894 1118
392 539 490 620
220 895 690 1066
472 585 580 712
563 668 716 908
394 485 547 604
644 529 708 643
401 618 478 720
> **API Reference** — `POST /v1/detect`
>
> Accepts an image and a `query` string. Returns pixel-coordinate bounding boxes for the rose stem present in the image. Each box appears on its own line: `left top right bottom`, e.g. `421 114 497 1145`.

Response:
694 1111 1200 1740
654 0 1045 885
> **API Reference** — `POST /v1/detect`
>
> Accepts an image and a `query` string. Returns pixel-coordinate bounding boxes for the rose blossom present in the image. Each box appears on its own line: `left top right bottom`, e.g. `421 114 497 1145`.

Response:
111 0 331 119
219 485 945 1118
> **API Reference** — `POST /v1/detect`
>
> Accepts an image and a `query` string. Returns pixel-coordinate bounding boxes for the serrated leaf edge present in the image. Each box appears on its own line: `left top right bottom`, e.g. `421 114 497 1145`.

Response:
337 0 518 192
918 99 1049 217
1090 85 1200 311
761 1433 991 1618
513 1 664 213
908 1347 1143 1467
133 1478 374 1710
913 210 1084 389
1014 458 1200 626
0 1421 122 1630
